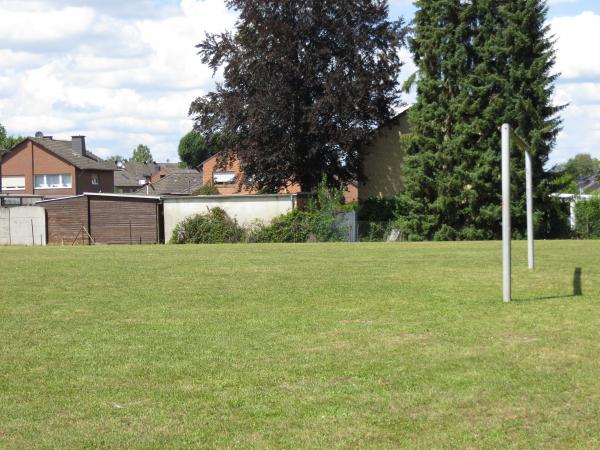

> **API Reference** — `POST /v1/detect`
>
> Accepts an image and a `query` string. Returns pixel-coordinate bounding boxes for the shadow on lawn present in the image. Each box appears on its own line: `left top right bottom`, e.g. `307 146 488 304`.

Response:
513 267 583 302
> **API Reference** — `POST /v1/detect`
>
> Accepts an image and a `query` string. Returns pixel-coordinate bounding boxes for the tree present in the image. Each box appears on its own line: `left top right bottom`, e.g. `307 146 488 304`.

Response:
178 130 217 169
399 0 564 240
131 144 153 163
190 0 406 192
557 153 599 179
0 123 24 154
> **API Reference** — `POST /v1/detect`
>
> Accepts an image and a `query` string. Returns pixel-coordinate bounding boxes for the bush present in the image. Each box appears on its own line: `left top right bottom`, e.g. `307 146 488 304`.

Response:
192 184 220 195
171 207 244 243
575 196 600 239
248 176 349 243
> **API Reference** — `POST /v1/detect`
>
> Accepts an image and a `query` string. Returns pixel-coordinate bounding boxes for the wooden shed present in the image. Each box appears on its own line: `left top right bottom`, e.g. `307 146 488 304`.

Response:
38 193 162 244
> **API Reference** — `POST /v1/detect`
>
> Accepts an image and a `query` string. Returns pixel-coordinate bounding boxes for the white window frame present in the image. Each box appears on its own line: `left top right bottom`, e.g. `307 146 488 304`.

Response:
91 173 99 185
213 172 236 184
1 175 26 191
34 173 72 189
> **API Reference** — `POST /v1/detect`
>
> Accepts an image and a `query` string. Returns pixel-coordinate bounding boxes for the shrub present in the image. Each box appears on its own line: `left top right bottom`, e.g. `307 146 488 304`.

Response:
171 207 244 243
575 196 600 239
192 184 220 195
248 176 349 243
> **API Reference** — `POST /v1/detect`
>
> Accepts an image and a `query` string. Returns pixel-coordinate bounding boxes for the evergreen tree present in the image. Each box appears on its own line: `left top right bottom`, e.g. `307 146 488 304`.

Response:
190 0 406 192
400 0 564 240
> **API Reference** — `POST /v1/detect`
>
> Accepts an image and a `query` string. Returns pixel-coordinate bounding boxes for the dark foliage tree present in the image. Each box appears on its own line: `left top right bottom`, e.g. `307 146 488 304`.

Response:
190 0 406 192
131 144 153 163
178 130 217 169
399 0 564 240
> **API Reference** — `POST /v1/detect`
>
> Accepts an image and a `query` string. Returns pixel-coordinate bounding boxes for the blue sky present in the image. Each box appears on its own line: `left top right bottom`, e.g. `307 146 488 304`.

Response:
0 0 599 166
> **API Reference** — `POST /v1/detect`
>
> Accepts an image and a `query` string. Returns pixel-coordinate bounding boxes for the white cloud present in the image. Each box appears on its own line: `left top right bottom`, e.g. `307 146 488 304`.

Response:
0 0 236 162
551 11 600 79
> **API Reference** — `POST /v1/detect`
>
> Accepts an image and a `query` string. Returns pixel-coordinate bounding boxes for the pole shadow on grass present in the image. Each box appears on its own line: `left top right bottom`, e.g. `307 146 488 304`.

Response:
513 267 583 302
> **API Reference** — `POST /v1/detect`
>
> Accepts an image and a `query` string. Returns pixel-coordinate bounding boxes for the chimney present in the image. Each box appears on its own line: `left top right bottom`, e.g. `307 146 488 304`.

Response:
72 136 86 157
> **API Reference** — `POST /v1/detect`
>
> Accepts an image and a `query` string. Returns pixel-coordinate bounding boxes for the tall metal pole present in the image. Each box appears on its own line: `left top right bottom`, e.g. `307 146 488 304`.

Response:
502 124 511 302
525 151 535 270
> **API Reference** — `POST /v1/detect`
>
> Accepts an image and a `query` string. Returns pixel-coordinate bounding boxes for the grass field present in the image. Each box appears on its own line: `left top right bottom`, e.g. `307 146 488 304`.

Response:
1 241 599 449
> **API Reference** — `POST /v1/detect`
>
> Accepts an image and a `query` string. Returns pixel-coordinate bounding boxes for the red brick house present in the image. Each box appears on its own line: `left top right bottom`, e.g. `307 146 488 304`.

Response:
0 135 115 197
198 153 358 202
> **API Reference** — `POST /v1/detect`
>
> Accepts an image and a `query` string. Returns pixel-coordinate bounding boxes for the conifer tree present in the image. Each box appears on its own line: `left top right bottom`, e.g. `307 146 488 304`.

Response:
400 0 564 240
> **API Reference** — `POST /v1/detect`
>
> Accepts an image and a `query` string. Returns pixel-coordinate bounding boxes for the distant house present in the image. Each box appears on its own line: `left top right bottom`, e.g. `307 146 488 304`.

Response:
0 135 115 197
198 153 359 202
358 110 409 202
113 161 157 193
578 174 600 194
135 170 203 196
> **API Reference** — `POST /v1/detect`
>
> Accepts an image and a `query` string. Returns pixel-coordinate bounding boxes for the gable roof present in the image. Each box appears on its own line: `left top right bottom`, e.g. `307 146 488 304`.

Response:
134 170 203 196
114 161 158 187
27 137 115 171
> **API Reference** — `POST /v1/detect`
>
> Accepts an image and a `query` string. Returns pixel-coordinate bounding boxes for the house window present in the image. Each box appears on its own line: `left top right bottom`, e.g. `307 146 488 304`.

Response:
91 174 99 185
1 176 25 191
213 172 236 184
34 174 72 189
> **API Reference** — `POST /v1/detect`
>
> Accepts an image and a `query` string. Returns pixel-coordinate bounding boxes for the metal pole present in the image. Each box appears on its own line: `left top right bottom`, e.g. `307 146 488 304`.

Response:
502 124 511 302
525 151 535 270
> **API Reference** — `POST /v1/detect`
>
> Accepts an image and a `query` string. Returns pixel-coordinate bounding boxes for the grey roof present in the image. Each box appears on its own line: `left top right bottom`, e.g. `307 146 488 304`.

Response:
578 175 600 194
134 171 203 196
114 161 158 187
30 137 115 171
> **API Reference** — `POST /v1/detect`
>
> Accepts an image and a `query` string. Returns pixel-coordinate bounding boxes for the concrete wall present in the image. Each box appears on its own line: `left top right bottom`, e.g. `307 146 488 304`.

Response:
163 194 298 242
0 206 46 245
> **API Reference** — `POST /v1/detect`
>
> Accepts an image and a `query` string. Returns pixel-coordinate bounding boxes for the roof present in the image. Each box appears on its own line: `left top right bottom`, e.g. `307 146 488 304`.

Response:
134 170 203 196
29 137 115 171
578 175 600 194
113 161 158 187
37 192 161 204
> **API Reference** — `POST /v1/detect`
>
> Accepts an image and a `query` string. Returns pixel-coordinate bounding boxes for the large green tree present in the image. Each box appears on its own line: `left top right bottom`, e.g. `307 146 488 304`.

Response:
400 0 564 240
178 130 216 169
131 144 153 163
190 0 406 192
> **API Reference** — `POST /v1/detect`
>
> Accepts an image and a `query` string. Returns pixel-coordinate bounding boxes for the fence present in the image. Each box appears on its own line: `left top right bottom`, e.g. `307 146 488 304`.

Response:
0 206 46 245
356 221 405 242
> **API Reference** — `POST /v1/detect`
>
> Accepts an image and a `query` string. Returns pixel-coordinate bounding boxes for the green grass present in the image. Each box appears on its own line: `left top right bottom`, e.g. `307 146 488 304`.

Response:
1 241 599 449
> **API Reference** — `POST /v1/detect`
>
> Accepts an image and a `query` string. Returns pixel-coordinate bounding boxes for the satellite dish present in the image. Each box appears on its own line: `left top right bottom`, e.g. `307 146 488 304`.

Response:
34 131 44 138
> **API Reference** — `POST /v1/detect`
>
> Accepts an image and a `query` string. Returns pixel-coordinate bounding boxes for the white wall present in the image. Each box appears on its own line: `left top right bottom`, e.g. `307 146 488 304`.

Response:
0 206 46 245
163 194 298 242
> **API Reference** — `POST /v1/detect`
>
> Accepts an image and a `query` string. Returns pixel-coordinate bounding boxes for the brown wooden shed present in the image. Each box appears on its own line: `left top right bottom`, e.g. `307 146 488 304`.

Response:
37 193 163 244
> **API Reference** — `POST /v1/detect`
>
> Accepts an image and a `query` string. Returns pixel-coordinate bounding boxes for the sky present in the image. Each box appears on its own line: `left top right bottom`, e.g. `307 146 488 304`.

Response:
0 0 598 165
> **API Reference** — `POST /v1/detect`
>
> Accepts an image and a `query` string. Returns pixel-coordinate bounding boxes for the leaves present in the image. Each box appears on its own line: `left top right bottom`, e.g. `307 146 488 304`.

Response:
190 0 407 192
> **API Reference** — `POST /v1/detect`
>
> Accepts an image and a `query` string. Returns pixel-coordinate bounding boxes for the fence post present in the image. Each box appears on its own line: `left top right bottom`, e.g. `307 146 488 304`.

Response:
525 151 535 270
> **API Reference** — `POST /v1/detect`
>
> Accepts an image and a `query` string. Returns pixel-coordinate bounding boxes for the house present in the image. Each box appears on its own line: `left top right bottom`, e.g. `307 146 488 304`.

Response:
113 161 158 193
578 174 600 194
0 135 115 197
135 170 203 196
198 153 358 202
37 193 163 244
358 110 409 202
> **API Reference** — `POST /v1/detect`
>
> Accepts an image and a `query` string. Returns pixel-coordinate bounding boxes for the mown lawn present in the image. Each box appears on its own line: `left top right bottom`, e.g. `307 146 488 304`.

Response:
0 241 599 449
